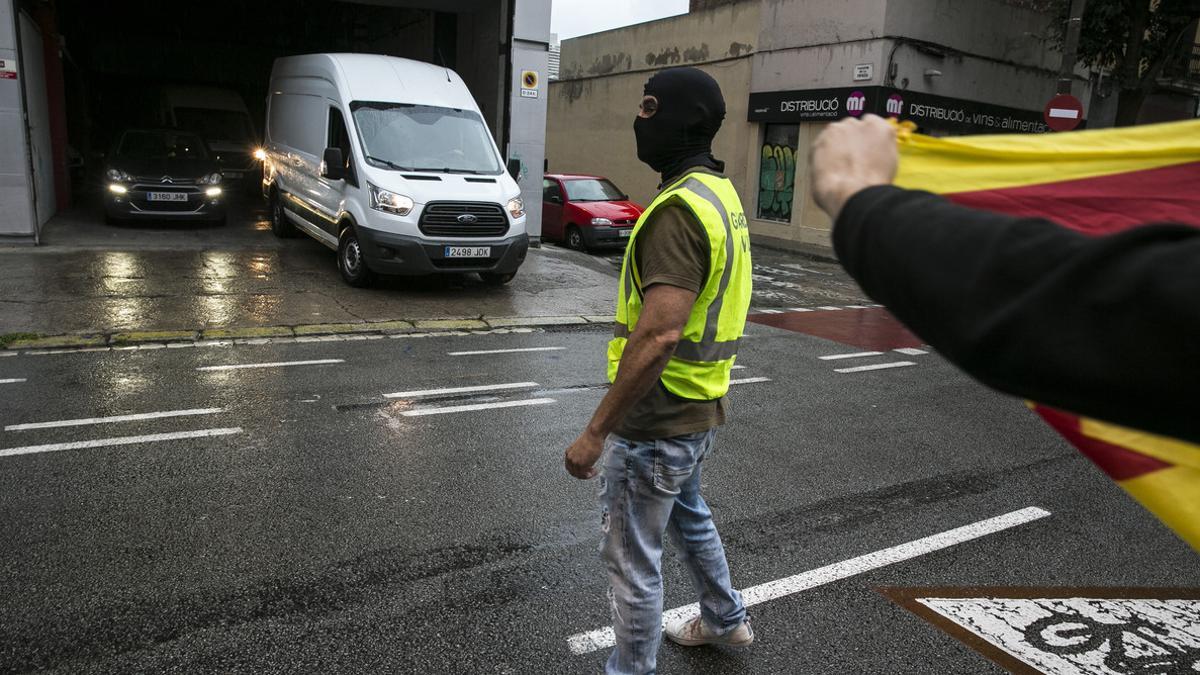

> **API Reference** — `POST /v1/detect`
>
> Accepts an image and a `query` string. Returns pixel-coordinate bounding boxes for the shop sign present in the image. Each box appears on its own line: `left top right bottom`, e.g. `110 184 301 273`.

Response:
748 86 1072 135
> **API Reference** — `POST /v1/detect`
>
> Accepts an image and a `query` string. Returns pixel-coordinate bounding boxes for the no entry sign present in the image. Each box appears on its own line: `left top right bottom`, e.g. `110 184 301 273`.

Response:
1044 94 1084 132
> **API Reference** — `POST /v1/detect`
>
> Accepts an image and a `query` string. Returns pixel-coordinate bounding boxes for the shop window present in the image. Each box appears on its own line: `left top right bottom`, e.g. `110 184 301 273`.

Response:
757 124 799 222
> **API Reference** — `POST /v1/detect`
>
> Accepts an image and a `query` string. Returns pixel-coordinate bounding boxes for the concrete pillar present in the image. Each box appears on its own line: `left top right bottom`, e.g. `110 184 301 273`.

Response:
506 0 550 242
0 0 37 242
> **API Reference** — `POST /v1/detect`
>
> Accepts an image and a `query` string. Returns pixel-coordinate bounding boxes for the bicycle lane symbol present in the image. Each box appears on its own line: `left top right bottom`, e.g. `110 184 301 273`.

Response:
879 587 1200 675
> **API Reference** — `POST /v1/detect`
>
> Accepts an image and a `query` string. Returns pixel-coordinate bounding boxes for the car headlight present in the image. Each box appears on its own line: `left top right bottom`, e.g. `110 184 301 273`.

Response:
197 172 222 185
106 168 132 182
507 197 525 219
591 217 613 225
369 183 414 216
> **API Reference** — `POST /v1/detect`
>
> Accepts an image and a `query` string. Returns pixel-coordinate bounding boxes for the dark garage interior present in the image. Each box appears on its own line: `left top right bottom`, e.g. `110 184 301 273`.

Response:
24 0 514 205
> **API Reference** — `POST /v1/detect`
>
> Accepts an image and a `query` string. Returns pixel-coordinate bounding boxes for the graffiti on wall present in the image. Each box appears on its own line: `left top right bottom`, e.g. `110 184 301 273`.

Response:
758 142 796 222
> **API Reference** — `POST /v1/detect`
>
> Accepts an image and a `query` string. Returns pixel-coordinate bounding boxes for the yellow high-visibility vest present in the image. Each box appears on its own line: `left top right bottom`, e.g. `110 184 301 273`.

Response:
607 171 752 400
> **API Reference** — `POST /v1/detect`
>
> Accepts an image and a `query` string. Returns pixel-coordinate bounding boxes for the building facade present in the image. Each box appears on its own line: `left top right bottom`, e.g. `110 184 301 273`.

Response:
547 0 1095 252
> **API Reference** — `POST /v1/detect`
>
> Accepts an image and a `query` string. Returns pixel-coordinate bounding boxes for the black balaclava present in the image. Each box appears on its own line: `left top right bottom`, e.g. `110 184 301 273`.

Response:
633 67 726 186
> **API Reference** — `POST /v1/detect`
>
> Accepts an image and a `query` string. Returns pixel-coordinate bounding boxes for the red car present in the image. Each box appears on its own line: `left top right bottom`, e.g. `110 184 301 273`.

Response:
542 174 644 250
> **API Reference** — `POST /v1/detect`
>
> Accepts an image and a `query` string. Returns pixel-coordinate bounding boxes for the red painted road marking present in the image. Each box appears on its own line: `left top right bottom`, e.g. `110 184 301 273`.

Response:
749 308 924 351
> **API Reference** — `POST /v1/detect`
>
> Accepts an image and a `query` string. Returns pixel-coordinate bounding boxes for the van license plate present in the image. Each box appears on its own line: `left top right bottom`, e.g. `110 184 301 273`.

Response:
147 192 188 202
445 246 491 258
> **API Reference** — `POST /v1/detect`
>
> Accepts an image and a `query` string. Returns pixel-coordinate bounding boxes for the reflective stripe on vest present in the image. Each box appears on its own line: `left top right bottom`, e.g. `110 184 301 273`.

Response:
607 171 752 401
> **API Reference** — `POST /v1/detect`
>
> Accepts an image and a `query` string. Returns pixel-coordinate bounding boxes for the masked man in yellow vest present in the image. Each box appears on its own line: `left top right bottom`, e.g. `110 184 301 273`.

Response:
564 67 754 674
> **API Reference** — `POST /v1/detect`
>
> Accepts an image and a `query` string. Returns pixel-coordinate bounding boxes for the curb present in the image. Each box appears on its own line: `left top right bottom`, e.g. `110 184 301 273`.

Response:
0 315 616 355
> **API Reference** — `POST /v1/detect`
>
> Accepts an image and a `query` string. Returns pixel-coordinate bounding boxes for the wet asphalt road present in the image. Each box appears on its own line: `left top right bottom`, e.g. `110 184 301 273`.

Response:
1 322 1197 674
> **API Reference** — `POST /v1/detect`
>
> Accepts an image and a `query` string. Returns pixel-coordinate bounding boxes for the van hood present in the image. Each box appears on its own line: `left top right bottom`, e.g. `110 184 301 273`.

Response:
368 170 520 205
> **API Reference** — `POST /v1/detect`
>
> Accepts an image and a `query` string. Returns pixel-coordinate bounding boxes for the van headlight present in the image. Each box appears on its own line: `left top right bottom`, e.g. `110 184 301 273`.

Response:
506 197 525 219
369 183 414 216
197 172 222 185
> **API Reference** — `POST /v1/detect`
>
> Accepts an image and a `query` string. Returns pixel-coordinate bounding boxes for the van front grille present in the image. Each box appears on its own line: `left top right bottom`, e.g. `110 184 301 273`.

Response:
418 202 509 237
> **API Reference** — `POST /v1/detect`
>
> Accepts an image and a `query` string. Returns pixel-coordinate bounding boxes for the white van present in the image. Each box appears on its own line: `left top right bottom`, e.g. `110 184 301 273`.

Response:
159 86 259 183
263 53 528 287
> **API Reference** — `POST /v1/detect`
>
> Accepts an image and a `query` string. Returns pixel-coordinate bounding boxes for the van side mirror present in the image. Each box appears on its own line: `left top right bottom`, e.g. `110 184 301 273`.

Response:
506 158 521 181
321 147 345 180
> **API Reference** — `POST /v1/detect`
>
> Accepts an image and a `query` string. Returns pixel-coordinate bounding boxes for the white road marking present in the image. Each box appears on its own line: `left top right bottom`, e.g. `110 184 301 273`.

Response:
819 351 885 361
0 427 243 459
0 378 26 384
731 365 746 370
566 506 1052 655
448 347 566 356
384 381 539 399
729 377 771 386
918 596 1200 674
757 309 784 314
197 359 344 371
834 361 917 374
816 306 844 311
786 307 814 312
5 408 224 432
845 305 873 309
894 348 929 356
401 398 556 417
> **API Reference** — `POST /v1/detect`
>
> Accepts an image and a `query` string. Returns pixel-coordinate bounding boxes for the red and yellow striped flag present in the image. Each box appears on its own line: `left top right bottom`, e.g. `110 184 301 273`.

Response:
892 118 1200 550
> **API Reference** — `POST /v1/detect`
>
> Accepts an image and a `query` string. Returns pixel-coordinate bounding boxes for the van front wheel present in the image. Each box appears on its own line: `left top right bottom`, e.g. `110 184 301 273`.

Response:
338 226 376 287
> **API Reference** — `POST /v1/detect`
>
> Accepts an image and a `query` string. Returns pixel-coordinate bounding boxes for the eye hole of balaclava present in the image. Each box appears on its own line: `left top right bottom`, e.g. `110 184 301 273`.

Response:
633 67 726 176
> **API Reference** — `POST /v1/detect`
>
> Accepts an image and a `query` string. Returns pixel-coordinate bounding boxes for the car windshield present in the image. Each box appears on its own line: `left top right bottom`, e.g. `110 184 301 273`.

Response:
116 131 208 160
564 178 625 202
173 107 255 143
351 102 502 174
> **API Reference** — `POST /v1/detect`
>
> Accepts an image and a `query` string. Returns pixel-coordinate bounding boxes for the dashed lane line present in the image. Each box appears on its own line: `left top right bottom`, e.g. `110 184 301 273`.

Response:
197 359 344 372
816 306 844 311
819 351 886 361
0 427 244 459
0 378 26 384
894 348 930 356
566 506 1053 655
729 377 771 386
5 408 224 432
401 398 556 417
834 361 917 374
384 382 539 399
448 347 566 356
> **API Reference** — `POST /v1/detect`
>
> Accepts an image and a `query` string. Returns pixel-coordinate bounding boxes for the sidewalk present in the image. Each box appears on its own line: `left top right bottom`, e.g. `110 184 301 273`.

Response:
0 202 867 350
0 204 619 344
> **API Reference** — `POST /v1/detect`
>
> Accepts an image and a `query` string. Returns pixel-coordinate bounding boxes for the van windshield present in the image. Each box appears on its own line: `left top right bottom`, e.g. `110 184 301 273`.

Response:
174 108 255 143
117 130 209 160
350 102 502 175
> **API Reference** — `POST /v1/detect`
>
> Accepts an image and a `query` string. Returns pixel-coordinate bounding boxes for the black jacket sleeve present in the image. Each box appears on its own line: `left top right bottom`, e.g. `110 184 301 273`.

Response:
833 185 1200 444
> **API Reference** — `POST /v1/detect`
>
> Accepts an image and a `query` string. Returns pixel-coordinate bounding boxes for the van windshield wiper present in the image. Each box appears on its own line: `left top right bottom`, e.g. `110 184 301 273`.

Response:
365 155 409 171
411 167 489 175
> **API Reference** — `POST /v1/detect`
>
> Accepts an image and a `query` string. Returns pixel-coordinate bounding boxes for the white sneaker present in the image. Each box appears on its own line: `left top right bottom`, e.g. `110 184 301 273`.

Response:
665 615 754 647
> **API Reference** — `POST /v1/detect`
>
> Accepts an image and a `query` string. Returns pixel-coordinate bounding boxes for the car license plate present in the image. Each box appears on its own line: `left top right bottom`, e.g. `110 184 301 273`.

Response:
619 229 632 237
147 192 187 202
445 246 491 258
224 172 243 179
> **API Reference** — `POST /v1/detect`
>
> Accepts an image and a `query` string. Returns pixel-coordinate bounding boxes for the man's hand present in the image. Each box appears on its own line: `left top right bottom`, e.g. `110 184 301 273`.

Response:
811 114 899 220
565 429 605 480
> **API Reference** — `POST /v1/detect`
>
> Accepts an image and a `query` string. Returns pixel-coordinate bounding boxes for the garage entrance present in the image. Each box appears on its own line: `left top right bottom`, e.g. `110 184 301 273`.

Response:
0 0 549 243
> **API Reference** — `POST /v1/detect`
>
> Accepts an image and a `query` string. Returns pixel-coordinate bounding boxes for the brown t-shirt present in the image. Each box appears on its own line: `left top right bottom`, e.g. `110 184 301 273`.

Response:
614 202 727 441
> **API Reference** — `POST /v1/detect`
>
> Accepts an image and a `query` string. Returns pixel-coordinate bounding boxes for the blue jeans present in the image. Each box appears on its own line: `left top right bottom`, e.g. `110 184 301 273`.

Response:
599 429 746 675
